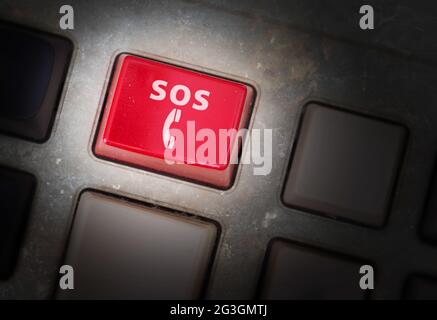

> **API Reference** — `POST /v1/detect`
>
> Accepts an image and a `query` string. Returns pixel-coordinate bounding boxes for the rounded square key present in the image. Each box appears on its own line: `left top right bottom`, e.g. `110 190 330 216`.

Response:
94 54 254 189
282 103 407 227
258 239 367 300
0 27 53 120
57 191 219 299
0 23 73 142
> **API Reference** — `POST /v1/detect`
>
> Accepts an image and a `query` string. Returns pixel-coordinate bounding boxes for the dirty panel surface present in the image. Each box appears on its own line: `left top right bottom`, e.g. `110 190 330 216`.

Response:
0 0 436 299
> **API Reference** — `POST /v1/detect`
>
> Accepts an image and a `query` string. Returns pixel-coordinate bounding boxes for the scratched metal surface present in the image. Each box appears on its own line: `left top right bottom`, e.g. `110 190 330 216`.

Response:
0 0 437 299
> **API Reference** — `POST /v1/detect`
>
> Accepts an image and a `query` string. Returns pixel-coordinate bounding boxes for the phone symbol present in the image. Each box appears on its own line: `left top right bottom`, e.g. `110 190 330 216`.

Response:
162 108 182 149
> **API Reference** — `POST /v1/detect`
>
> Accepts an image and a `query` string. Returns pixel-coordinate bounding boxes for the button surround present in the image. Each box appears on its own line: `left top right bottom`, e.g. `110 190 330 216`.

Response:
0 22 73 142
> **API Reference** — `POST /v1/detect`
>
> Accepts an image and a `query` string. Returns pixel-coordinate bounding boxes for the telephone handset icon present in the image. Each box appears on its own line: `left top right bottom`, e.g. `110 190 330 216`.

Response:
162 108 182 149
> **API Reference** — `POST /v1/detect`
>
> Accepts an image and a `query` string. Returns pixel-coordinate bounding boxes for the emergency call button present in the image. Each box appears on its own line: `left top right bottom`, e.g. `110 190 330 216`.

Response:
94 54 254 189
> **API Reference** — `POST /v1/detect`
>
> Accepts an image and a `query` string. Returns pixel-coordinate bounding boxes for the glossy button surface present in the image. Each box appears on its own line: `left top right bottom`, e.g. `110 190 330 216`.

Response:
95 54 254 188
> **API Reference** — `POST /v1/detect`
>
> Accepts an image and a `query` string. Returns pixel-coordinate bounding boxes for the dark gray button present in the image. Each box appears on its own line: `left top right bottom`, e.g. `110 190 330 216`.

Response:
282 103 407 227
0 166 36 279
259 239 366 300
57 191 218 299
405 276 437 300
0 23 72 142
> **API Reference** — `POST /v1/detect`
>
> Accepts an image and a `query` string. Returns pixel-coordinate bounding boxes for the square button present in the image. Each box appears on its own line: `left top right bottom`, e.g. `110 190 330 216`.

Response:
57 191 219 299
258 239 366 299
282 103 407 227
0 23 73 142
94 54 254 189
0 166 36 278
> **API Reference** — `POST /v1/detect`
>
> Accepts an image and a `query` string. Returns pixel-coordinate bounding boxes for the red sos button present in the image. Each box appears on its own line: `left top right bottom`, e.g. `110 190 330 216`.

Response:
94 54 254 189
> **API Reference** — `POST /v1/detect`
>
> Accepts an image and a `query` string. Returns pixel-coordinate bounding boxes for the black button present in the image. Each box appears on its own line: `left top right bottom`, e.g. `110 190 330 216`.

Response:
258 239 367 299
0 23 72 142
0 166 36 279
282 103 407 227
0 28 54 120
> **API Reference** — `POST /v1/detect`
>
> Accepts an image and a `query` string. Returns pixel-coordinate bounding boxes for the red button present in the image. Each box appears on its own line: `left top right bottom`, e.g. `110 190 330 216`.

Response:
95 54 254 188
